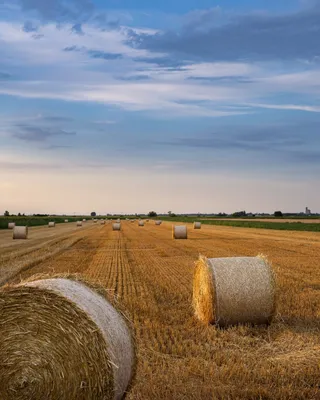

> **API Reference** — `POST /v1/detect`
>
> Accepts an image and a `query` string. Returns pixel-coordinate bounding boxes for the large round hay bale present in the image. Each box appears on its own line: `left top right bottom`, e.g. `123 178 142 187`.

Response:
194 222 201 229
77 221 82 227
193 255 276 327
113 223 121 231
48 222 55 228
172 225 187 239
138 221 144 227
8 222 16 229
12 226 28 240
0 278 134 400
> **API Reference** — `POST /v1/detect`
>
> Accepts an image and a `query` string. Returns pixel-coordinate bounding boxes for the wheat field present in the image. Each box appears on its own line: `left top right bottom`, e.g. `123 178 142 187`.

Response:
1 221 319 399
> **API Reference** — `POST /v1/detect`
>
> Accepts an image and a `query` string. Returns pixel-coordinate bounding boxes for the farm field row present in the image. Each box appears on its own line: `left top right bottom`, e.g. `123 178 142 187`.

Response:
2 221 320 399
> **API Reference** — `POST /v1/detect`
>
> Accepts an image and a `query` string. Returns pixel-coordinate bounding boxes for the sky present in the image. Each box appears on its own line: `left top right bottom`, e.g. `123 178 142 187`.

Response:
0 0 319 215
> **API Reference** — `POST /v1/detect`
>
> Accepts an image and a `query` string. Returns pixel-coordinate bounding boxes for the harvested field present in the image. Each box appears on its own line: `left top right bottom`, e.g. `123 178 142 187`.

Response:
1 221 320 399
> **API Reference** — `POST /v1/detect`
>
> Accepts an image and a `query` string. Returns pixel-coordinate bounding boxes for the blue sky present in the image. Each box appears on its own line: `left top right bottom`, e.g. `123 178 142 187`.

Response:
0 0 319 214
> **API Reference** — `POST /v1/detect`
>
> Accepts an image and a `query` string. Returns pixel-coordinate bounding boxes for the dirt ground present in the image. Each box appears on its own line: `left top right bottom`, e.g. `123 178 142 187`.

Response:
1 221 319 399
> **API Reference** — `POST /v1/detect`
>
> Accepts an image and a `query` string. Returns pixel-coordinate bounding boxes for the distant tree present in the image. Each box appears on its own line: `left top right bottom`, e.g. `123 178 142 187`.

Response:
91 211 96 217
4 210 9 217
232 211 246 217
169 212 176 217
148 211 157 217
18 212 21 216
274 211 283 217
168 211 172 216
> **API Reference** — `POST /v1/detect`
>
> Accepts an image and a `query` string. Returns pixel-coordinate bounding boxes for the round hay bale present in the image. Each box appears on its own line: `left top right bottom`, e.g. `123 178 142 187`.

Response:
12 226 28 240
101 221 106 225
172 225 187 239
48 222 55 228
113 223 121 231
93 219 98 223
116 219 120 223
193 222 201 229
155 221 161 226
77 221 83 227
0 278 134 400
138 221 144 227
8 222 16 229
64 219 69 223
82 219 86 222
193 255 276 327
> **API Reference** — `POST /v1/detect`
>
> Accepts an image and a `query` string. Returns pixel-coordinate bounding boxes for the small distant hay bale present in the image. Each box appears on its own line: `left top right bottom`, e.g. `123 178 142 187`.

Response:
101 221 106 225
116 219 120 223
64 219 69 223
194 222 201 229
155 221 161 226
138 221 144 227
0 278 135 400
130 220 134 223
77 221 83 227
12 226 28 240
48 222 55 228
113 223 121 231
172 225 187 239
193 255 276 327
83 219 86 222
93 219 98 223
8 222 15 229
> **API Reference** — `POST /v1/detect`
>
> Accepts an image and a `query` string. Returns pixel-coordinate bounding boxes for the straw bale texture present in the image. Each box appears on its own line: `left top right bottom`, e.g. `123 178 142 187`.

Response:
48 222 55 228
0 278 134 400
12 226 28 240
113 223 121 231
193 222 201 229
172 225 188 239
193 256 276 327
77 221 83 227
8 222 15 229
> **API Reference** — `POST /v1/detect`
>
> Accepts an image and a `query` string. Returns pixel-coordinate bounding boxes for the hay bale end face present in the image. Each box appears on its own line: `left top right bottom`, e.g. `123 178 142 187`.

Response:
194 222 201 229
8 222 15 229
173 225 188 239
0 278 134 400
48 222 55 228
12 226 28 240
193 256 276 327
77 221 83 227
113 223 121 231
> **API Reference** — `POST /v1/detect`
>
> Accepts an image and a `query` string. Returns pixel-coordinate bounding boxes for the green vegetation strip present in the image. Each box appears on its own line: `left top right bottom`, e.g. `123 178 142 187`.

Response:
0 217 81 230
160 217 320 232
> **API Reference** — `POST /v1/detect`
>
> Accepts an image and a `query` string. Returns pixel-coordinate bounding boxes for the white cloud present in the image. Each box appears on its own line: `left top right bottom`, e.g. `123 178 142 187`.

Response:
1 20 320 118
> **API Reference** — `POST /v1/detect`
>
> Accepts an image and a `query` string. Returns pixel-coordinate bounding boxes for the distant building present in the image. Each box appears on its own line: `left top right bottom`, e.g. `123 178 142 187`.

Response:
305 207 311 215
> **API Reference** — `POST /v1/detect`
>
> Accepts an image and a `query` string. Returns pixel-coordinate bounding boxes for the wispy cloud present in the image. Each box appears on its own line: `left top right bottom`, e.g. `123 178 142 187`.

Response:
12 125 76 142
